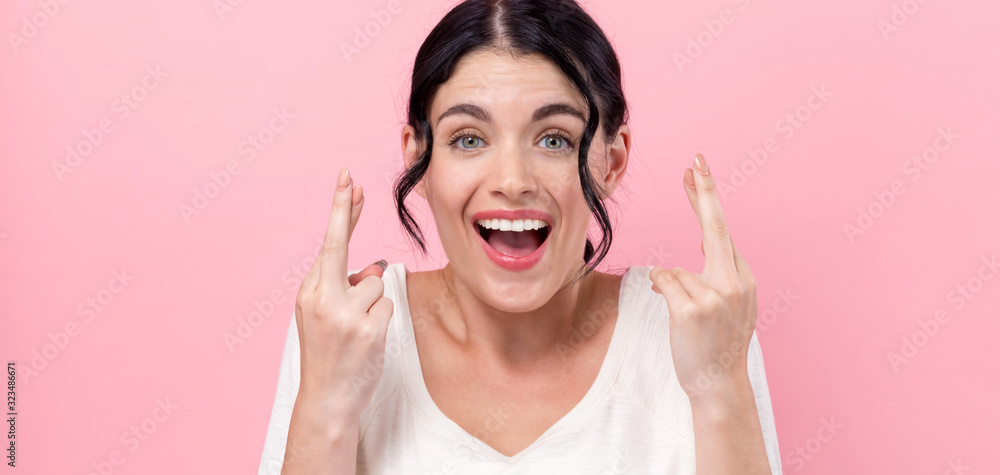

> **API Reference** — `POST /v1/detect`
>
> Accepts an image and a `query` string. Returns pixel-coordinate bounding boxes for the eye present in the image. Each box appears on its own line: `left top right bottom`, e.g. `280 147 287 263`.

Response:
458 135 483 149
447 130 486 152
538 131 576 152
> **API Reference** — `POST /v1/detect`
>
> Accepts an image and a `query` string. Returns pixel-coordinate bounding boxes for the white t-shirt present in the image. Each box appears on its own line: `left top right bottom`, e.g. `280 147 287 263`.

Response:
259 263 782 474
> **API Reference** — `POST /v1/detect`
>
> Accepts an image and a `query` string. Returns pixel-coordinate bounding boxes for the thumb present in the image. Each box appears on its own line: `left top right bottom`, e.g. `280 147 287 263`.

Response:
348 259 387 286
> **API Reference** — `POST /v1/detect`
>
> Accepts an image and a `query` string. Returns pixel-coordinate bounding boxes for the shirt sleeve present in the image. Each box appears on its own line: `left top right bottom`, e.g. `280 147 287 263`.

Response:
258 310 300 475
748 330 783 474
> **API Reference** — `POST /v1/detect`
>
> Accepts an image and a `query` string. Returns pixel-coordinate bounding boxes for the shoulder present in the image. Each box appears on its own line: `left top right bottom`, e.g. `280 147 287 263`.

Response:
618 264 669 324
348 262 411 439
612 264 692 439
614 264 780 469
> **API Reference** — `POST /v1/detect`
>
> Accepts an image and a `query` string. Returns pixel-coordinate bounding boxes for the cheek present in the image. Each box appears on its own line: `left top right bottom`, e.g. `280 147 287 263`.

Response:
424 161 478 219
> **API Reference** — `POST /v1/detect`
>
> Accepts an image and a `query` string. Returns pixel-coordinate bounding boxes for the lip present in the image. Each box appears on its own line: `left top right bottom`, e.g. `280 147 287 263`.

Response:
471 209 553 271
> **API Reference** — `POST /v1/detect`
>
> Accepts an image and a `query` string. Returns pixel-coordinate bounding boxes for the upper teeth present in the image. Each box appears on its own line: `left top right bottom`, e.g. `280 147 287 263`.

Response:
476 219 549 232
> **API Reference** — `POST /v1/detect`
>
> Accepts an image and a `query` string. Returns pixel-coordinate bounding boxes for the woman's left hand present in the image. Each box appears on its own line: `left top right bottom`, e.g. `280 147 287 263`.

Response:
649 153 758 404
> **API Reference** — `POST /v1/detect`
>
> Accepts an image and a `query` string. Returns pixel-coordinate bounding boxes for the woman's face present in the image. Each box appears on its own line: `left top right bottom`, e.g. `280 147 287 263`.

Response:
402 49 629 313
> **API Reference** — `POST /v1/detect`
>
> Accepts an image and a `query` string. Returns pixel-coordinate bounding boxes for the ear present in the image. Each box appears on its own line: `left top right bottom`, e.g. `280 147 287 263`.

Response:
401 124 427 200
598 123 630 198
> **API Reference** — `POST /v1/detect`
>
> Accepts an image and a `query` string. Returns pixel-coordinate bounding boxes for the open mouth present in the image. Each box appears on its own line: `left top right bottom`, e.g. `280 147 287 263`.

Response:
475 219 551 257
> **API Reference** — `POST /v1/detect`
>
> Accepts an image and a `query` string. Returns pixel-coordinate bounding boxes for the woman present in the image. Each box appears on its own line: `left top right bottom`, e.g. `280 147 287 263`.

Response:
259 0 781 473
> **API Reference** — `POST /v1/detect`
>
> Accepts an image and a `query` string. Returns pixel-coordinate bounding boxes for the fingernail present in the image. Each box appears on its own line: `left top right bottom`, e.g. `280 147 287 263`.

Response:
375 259 388 271
683 168 696 189
338 168 351 190
693 153 709 176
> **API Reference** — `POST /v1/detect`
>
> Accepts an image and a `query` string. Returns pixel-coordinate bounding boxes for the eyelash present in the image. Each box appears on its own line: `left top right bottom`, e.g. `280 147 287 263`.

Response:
446 129 577 154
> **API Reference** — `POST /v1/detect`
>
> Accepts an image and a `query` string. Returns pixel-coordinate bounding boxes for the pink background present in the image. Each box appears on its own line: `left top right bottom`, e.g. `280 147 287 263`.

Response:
3 0 998 473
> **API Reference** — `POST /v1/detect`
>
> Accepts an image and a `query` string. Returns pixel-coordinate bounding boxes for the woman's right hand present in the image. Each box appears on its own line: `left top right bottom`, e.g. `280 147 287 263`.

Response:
293 167 394 420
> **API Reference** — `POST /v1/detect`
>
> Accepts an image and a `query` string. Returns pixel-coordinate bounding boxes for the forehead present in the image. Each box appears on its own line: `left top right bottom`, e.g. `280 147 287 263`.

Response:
431 49 586 118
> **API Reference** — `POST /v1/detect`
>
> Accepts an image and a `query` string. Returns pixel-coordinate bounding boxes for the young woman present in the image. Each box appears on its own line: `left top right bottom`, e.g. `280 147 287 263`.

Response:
259 1 781 473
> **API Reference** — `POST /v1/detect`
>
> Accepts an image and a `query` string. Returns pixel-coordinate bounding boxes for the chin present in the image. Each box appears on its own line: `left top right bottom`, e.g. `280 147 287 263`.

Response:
473 266 565 313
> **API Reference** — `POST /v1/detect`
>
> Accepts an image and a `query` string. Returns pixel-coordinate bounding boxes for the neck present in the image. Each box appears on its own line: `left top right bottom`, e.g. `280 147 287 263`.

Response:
433 261 609 367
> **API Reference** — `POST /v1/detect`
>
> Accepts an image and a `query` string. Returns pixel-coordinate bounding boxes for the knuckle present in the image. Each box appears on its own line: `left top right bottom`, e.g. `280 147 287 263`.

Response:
352 275 385 300
702 291 726 312
679 301 700 317
374 296 394 315
719 280 743 300
701 177 716 193
321 239 345 255
310 294 329 317
295 289 313 307
365 274 385 293
360 322 384 344
708 218 729 236
313 292 342 319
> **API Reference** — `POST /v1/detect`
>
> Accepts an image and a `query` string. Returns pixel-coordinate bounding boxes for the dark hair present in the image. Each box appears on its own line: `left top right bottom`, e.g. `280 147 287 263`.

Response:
393 0 629 277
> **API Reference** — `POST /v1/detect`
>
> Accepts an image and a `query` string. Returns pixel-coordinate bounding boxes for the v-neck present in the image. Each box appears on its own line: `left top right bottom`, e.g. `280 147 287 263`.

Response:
388 263 638 463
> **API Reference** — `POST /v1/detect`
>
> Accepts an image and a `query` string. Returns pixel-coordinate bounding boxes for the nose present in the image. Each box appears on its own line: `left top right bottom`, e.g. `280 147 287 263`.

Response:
487 145 538 199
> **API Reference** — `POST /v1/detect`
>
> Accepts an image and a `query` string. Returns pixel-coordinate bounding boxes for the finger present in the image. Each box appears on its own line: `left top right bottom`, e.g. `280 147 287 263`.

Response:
649 266 693 311
367 296 394 330
348 260 387 286
682 169 709 259
682 168 701 228
730 235 758 339
691 153 738 282
669 266 710 299
730 234 752 283
346 274 386 314
299 252 322 294
318 167 355 288
348 184 365 240
651 266 692 296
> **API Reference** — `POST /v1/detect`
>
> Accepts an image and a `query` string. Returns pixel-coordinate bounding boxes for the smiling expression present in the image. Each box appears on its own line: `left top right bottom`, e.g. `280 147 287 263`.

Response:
401 48 630 312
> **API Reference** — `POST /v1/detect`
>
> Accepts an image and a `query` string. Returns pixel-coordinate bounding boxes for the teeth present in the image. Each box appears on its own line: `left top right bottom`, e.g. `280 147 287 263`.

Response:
476 218 549 232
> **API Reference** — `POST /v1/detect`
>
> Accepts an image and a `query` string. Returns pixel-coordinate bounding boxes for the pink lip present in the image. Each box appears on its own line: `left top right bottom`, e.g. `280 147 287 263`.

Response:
471 209 553 271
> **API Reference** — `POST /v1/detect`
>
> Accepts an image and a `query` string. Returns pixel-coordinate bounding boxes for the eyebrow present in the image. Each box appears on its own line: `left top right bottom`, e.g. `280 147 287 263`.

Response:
435 103 587 127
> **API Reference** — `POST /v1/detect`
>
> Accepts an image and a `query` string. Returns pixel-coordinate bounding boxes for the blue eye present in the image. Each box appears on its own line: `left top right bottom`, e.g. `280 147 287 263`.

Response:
445 130 577 154
541 135 565 150
538 132 576 152
457 135 483 149
447 131 485 152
